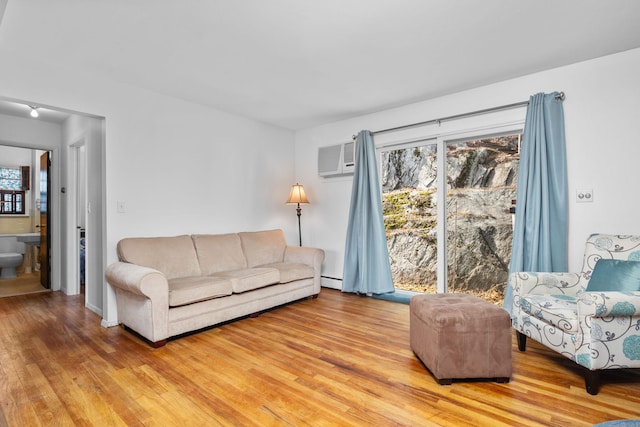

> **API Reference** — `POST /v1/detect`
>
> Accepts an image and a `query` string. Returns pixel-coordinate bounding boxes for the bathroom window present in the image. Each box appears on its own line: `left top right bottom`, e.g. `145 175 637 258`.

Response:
0 190 25 214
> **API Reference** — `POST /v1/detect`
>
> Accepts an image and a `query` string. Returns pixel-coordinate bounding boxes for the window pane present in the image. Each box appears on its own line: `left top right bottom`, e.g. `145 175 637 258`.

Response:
0 190 26 214
445 134 520 304
381 144 438 293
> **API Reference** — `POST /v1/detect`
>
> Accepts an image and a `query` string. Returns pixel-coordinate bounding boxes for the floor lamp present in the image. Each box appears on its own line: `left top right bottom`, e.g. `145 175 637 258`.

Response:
286 183 309 246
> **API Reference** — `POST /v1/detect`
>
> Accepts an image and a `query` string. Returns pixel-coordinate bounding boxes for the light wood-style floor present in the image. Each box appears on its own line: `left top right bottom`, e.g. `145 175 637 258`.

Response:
1 289 639 426
0 272 48 298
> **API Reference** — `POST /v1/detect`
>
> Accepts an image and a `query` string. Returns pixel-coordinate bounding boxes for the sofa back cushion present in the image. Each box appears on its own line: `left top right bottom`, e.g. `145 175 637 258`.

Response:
192 233 247 275
239 229 286 267
117 235 201 280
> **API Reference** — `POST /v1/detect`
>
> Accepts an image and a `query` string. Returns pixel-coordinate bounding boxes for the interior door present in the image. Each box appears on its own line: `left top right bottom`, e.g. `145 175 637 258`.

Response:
39 152 51 289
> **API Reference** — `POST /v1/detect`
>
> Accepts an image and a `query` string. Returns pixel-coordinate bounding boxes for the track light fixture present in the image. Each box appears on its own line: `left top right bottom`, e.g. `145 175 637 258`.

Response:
29 106 39 118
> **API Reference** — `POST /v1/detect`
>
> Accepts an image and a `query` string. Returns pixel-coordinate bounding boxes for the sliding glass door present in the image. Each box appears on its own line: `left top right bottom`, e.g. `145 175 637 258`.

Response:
379 130 521 304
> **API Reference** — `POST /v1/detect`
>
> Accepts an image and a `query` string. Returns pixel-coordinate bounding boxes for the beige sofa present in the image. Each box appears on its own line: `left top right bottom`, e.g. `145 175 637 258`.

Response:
105 229 324 347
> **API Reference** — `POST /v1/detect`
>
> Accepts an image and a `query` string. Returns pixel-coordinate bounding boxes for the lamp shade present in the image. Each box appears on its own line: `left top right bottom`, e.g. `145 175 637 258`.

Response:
286 183 309 204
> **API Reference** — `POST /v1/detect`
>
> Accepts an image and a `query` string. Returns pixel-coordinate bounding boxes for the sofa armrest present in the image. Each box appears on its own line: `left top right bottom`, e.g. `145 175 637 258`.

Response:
105 262 169 345
284 246 325 292
577 291 640 317
284 246 324 268
510 271 582 298
105 261 168 299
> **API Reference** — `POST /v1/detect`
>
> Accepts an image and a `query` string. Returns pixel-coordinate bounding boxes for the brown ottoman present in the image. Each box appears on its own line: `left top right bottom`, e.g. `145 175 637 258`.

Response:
410 293 512 384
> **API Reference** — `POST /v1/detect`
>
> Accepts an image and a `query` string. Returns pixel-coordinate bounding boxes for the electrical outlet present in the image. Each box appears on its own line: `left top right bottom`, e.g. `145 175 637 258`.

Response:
117 200 126 213
576 189 593 203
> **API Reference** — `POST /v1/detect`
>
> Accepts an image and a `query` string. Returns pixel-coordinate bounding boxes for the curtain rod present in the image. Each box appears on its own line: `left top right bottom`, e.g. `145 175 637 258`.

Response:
360 91 565 138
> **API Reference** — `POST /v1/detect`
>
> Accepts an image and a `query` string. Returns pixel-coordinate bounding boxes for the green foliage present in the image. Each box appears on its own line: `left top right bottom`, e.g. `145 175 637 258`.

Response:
382 189 435 234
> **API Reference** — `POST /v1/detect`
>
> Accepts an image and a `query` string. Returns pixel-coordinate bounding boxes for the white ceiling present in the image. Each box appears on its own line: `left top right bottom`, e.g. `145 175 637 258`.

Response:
1 1 640 130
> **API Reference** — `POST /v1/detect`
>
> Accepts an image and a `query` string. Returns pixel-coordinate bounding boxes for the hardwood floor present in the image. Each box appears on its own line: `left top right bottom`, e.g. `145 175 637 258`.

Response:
1 289 639 426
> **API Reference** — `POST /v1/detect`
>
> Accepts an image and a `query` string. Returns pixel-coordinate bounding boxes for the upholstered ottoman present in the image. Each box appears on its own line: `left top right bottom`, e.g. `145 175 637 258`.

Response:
410 293 512 384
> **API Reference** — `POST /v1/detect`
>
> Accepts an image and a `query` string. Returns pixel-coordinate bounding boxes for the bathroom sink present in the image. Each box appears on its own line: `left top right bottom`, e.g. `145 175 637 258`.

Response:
16 233 41 245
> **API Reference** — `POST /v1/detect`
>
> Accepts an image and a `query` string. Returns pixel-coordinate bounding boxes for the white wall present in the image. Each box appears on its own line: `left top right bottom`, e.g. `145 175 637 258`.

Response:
295 48 640 285
0 51 296 325
0 144 31 165
0 113 62 149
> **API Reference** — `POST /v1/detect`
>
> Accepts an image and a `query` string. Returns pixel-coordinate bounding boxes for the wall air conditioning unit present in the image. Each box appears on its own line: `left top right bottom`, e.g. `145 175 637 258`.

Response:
318 141 355 178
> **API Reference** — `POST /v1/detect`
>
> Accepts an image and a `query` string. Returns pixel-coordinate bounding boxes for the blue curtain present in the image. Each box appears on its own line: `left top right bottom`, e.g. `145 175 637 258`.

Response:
504 92 568 315
342 130 394 295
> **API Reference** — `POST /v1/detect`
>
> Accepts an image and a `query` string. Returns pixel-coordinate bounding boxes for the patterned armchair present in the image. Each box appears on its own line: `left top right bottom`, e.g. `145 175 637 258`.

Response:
511 234 640 394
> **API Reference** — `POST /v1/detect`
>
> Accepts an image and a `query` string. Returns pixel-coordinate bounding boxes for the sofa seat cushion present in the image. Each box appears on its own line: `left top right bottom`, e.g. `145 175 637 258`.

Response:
214 268 280 293
520 294 579 333
168 276 233 307
262 262 314 283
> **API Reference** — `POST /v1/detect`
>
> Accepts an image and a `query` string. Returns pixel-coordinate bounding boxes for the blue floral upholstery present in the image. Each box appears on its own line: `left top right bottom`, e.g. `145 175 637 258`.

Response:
510 234 640 394
520 294 579 333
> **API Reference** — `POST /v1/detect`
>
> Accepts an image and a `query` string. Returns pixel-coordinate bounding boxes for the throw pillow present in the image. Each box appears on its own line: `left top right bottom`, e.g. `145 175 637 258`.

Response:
586 259 640 292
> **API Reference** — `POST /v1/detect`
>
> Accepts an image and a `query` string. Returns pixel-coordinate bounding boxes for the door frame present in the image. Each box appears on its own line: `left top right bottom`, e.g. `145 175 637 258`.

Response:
65 140 91 302
0 143 63 291
66 142 82 296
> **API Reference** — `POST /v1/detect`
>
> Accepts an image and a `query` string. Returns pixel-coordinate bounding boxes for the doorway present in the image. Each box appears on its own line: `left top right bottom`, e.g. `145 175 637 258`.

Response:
0 146 52 296
69 143 87 296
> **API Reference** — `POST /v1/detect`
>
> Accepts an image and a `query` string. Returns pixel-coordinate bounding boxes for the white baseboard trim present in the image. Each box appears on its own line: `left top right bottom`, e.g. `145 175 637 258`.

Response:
321 276 342 290
101 318 119 328
85 302 102 317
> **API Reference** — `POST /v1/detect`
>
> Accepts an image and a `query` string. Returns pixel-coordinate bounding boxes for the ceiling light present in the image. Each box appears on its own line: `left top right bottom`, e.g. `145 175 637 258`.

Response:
29 106 39 118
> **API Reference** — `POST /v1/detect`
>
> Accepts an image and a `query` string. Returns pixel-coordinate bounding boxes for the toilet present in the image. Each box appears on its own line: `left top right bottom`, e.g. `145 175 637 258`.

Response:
0 236 25 280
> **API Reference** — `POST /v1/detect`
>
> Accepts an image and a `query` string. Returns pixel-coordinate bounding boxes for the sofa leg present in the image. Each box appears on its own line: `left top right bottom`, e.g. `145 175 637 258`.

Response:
516 331 527 351
584 369 601 395
151 339 167 348
122 325 167 348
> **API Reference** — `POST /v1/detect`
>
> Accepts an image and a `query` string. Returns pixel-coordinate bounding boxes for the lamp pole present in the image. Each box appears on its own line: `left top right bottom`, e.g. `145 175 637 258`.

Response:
296 203 302 246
